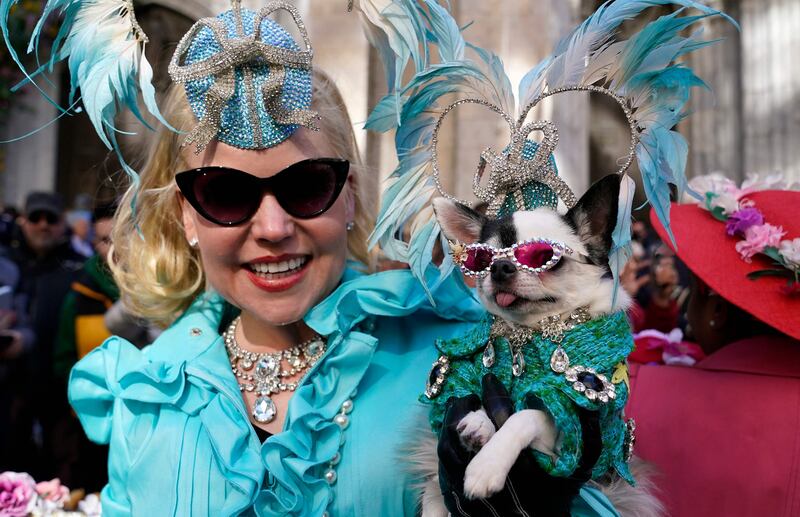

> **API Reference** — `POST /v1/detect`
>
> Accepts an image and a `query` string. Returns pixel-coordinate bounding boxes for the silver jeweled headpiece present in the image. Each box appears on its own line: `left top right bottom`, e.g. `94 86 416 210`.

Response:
169 0 320 153
431 85 638 218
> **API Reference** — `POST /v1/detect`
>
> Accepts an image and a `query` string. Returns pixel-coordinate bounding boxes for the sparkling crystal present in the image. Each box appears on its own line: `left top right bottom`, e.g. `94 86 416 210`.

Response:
573 381 586 392
577 372 604 392
585 389 597 401
306 340 323 357
549 346 569 373
330 452 341 466
608 389 617 400
253 396 277 423
482 340 496 368
255 357 279 378
598 392 609 403
241 360 253 370
565 369 577 382
512 350 526 377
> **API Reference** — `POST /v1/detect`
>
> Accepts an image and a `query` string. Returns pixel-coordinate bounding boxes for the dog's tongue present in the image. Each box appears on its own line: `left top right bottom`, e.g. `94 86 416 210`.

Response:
496 292 518 308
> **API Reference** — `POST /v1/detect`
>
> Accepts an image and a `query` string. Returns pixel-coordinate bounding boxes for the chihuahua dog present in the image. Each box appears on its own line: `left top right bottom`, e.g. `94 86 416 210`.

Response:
421 174 638 516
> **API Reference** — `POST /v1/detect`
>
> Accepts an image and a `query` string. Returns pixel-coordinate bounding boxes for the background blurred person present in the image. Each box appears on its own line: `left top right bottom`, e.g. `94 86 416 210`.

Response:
54 202 118 383
1 191 85 479
629 247 688 334
627 182 800 517
0 253 35 473
51 202 123 491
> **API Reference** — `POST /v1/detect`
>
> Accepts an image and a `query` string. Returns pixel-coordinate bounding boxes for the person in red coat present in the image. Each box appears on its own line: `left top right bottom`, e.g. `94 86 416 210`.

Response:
626 176 800 517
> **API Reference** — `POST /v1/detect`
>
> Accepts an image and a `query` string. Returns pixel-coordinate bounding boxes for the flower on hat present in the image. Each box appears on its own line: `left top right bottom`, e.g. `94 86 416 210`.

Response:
780 238 800 271
735 223 786 262
725 207 764 237
0 471 36 517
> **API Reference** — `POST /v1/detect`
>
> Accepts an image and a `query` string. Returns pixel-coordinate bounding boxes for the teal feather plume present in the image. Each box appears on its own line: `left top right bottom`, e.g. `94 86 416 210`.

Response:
356 0 733 297
1 0 173 182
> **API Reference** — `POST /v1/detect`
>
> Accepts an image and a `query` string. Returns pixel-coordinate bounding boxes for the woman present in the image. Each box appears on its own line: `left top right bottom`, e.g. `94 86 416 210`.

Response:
61 4 484 516
626 175 800 516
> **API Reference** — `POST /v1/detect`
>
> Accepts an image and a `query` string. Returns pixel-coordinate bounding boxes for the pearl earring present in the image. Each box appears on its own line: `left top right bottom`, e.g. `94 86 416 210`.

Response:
346 221 355 231
189 237 198 247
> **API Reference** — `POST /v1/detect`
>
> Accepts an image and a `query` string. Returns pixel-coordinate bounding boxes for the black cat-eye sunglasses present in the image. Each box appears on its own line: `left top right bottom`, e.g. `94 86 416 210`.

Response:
176 158 349 226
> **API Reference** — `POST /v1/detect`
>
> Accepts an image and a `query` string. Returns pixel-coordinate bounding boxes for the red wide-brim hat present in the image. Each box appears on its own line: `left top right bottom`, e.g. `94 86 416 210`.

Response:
651 190 800 341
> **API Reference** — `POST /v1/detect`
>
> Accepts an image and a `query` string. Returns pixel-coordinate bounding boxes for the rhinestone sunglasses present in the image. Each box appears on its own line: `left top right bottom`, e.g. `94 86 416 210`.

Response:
450 238 585 277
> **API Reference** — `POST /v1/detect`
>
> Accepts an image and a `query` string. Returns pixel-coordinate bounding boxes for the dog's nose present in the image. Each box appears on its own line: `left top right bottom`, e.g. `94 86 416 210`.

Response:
490 259 517 282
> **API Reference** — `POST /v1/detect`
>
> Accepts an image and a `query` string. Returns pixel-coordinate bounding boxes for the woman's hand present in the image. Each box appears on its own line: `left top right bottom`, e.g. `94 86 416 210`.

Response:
437 374 603 517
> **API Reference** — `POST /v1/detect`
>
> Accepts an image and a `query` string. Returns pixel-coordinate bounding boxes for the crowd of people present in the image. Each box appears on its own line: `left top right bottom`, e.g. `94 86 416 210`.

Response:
0 192 155 493
0 183 719 494
0 0 797 515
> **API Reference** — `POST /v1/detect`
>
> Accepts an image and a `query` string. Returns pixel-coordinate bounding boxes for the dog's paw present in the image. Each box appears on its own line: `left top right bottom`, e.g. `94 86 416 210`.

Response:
462 452 508 499
456 409 495 451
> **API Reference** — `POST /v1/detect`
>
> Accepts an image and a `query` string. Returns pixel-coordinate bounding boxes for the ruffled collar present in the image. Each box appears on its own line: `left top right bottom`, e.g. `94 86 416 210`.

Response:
255 265 481 515
72 265 480 514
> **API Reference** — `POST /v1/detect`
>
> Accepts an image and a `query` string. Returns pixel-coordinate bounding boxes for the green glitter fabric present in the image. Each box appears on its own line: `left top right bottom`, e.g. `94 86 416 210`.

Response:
423 311 635 484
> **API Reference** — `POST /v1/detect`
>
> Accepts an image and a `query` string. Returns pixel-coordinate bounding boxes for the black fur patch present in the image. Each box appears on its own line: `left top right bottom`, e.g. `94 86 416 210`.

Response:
479 216 517 247
565 175 621 269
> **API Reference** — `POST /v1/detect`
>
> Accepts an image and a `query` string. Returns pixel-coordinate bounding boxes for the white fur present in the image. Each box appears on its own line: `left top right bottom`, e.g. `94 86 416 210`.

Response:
462 409 558 499
456 409 496 451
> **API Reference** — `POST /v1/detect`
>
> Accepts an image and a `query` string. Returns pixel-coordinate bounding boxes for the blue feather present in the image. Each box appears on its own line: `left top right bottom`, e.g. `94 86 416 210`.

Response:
609 174 636 305
1 0 175 183
357 0 732 295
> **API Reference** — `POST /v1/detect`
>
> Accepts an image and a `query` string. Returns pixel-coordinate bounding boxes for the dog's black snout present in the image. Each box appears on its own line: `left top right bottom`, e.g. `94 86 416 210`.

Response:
490 259 517 282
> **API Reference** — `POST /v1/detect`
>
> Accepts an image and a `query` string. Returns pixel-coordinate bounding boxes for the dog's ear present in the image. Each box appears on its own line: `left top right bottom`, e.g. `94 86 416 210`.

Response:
433 197 485 244
565 174 622 264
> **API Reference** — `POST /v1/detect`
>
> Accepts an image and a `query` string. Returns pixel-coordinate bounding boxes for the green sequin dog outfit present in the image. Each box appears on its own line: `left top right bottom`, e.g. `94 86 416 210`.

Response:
423 311 635 484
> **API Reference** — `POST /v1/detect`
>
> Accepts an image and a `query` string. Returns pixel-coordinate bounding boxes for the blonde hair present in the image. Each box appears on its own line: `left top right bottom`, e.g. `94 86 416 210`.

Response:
110 70 375 327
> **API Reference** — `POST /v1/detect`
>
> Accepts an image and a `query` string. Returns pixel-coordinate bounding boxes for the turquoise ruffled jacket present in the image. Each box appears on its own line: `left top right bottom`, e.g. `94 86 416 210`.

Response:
68 267 620 516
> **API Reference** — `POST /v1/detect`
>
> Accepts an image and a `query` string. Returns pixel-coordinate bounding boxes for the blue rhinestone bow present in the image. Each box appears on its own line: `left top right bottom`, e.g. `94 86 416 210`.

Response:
169 1 319 153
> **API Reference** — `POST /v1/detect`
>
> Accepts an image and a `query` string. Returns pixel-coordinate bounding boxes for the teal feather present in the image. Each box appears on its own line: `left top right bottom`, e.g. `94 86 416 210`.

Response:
357 0 731 294
609 175 636 306
1 0 174 184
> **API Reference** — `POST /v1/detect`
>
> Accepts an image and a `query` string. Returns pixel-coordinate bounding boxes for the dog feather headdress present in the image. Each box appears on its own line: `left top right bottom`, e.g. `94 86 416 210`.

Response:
1 0 319 179
352 0 735 296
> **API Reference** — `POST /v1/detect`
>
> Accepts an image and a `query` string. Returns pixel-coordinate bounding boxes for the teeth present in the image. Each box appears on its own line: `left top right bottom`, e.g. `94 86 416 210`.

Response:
250 257 306 276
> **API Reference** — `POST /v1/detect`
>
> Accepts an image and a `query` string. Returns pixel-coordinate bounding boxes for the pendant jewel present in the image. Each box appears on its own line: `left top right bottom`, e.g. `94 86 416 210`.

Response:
511 347 526 377
549 345 569 373
253 396 277 423
224 316 327 425
482 339 496 368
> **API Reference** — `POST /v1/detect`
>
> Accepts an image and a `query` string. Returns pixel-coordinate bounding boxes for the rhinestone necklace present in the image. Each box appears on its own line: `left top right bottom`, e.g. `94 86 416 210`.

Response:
483 307 592 377
223 316 326 424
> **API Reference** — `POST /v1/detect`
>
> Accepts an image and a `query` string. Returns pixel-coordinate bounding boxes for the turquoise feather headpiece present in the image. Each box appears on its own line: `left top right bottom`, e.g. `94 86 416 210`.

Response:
352 0 735 296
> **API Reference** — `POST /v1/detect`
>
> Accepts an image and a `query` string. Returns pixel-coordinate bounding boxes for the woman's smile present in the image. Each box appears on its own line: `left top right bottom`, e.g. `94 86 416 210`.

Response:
244 254 311 292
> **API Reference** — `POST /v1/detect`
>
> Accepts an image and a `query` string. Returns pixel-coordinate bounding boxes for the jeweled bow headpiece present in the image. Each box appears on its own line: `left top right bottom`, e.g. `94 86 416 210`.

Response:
169 1 319 153
431 86 637 217
352 0 735 293
1 0 319 178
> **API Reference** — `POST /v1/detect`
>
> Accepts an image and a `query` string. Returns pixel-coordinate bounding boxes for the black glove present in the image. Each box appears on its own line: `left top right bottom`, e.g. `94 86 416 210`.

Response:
437 373 603 517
